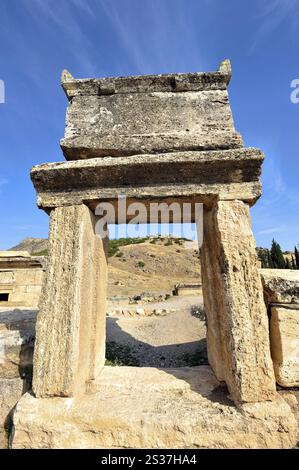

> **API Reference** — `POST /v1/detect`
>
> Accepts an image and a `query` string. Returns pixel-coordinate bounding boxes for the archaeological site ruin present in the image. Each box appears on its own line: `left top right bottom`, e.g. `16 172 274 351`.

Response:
1 60 298 448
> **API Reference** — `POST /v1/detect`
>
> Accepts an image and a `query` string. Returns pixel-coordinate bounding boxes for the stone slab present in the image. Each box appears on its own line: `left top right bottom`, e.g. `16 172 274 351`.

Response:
261 269 299 305
61 61 232 99
31 149 263 192
60 61 242 159
201 201 276 403
0 308 36 380
31 149 263 211
33 205 108 398
36 183 262 215
12 366 297 449
0 257 45 270
270 305 299 387
0 251 30 258
0 378 27 427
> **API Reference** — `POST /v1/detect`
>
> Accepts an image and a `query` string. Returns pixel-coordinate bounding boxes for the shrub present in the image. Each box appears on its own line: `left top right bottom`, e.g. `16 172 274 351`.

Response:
32 249 48 256
108 237 148 257
105 342 139 366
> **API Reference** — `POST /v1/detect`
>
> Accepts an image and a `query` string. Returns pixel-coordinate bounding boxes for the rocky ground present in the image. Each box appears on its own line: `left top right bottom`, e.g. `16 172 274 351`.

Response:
106 295 207 367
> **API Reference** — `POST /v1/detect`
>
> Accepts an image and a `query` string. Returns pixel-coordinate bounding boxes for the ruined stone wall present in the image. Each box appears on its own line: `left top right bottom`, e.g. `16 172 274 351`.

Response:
261 269 299 387
0 252 45 308
0 269 44 308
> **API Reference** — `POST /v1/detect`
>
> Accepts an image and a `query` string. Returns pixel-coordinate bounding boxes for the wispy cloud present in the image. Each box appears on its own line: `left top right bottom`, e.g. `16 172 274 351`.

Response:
98 0 204 74
250 0 299 51
20 0 99 77
253 157 299 248
257 225 288 235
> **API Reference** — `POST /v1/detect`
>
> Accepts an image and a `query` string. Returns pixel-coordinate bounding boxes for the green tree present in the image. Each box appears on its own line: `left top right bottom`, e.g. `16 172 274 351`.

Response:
270 239 285 269
295 246 299 269
257 248 269 268
267 250 273 269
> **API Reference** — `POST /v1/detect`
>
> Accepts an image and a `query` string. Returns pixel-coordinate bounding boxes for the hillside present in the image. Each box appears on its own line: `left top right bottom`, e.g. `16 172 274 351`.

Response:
108 236 200 296
10 237 48 256
9 236 201 297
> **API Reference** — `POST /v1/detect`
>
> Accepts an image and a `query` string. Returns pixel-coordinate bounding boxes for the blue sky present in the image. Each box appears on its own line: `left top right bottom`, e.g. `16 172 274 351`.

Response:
0 0 298 250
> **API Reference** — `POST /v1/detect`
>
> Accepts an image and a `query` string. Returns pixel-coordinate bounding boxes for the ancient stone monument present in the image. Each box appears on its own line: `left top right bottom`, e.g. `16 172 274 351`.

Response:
11 61 297 448
0 251 44 308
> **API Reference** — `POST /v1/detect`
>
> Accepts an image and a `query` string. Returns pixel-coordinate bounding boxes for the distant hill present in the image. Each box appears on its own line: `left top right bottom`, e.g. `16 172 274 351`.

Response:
10 237 48 256
9 236 201 296
107 236 200 296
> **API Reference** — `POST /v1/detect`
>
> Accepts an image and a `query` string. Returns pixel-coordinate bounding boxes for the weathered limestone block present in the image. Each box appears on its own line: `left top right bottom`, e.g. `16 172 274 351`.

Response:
60 62 243 160
12 366 297 449
62 64 231 99
0 378 28 427
0 272 14 284
0 251 30 259
0 308 36 380
61 91 242 159
31 149 264 212
0 309 35 448
279 390 299 443
31 149 263 192
201 200 276 403
270 304 299 387
0 377 28 448
0 269 44 308
33 204 108 398
261 269 299 305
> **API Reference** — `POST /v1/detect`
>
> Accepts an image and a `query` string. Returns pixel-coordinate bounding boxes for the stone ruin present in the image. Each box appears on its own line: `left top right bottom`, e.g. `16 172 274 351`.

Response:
9 60 298 448
0 251 44 308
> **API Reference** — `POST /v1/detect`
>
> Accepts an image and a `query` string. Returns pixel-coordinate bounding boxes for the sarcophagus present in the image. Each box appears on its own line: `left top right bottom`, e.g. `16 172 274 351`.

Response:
60 60 243 160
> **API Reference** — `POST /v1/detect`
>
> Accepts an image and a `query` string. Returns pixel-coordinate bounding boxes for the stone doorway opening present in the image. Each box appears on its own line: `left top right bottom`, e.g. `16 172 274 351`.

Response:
0 293 9 302
105 227 207 369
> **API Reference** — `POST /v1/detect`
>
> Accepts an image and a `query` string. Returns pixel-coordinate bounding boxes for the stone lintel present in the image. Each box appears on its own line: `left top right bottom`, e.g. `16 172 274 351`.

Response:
61 60 232 99
31 149 263 213
35 183 262 218
31 149 263 192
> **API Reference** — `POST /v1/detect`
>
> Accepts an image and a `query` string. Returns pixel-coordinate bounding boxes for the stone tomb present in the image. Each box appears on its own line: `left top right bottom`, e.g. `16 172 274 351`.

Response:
12 61 297 448
0 252 45 308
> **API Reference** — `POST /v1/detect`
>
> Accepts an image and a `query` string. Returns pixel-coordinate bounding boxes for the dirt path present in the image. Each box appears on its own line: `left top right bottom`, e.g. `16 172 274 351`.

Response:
106 295 207 367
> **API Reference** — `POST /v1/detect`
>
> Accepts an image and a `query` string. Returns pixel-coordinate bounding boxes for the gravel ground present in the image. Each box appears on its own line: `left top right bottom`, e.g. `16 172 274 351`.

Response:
106 295 207 367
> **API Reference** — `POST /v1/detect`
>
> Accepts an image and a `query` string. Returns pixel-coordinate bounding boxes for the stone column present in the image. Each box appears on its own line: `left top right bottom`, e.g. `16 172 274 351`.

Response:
32 204 108 398
201 200 276 404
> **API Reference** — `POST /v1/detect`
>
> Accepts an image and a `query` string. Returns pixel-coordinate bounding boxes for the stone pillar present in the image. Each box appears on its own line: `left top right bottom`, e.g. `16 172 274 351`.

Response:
201 200 276 404
32 204 108 398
